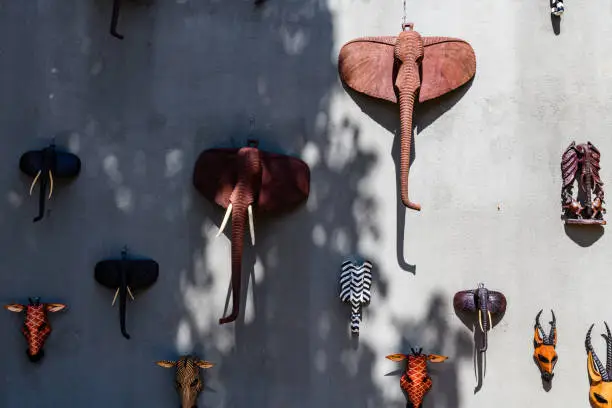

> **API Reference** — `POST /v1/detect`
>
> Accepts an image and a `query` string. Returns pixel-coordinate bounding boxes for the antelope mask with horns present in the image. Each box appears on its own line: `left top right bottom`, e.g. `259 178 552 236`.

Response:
4 297 67 362
156 355 214 408
193 139 310 324
533 309 558 382
387 348 448 408
586 323 612 407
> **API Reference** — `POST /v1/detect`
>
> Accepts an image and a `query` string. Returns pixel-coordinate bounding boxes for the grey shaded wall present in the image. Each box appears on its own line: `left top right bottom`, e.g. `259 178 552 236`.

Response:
0 0 610 407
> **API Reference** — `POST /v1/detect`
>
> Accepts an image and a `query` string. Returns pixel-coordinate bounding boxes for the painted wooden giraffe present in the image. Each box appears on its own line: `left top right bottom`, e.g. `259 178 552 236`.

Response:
156 355 215 408
4 297 67 362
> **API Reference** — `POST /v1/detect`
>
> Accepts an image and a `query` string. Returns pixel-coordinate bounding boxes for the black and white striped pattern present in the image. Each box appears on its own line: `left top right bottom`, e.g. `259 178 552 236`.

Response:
339 258 373 334
551 0 564 16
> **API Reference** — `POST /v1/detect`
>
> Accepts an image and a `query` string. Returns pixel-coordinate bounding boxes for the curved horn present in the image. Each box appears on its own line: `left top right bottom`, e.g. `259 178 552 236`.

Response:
586 324 609 381
604 321 612 377
394 27 423 211
549 310 556 345
110 0 124 39
535 309 546 343
29 170 41 196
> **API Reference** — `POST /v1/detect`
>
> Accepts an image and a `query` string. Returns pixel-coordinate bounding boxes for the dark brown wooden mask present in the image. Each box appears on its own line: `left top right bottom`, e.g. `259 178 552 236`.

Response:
193 140 310 324
19 142 81 223
338 23 476 211
95 248 159 339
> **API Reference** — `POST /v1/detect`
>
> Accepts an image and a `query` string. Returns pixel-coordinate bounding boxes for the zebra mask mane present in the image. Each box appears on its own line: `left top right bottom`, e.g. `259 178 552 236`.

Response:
339 257 373 335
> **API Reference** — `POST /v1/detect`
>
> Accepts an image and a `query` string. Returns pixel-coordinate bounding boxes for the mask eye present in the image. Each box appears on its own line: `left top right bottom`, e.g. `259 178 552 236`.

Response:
175 381 182 389
38 322 47 332
551 356 558 362
422 376 430 383
594 393 608 403
406 377 413 383
538 355 550 363
190 378 198 387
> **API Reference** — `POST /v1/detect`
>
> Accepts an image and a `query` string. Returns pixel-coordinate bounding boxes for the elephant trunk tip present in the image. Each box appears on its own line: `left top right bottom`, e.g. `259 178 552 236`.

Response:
121 330 130 340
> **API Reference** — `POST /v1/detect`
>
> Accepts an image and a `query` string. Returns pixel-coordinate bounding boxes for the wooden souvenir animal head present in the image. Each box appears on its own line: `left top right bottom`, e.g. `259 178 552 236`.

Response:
156 355 215 408
387 348 448 408
193 139 310 324
533 309 558 382
453 282 507 353
561 141 605 224
19 142 81 222
338 23 476 211
339 258 373 335
4 297 67 362
94 247 159 339
586 323 612 407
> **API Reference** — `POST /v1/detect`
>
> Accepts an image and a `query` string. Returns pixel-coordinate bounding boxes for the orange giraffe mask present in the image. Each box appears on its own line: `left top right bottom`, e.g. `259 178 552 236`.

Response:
387 348 448 408
586 323 612 408
533 309 558 382
4 297 67 362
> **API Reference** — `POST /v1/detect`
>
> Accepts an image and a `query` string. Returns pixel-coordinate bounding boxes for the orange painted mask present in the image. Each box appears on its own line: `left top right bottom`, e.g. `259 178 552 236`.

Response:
386 348 448 408
4 297 67 362
533 309 558 382
586 323 612 408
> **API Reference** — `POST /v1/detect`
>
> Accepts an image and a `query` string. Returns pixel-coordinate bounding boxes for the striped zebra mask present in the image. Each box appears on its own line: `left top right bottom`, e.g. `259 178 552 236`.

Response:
339 258 372 335
156 355 214 408
586 323 612 408
4 297 67 362
533 309 558 382
387 348 448 408
193 139 310 325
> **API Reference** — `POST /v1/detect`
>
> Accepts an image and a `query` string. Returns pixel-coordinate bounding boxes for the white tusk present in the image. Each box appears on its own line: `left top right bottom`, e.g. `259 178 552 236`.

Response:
488 311 493 331
248 204 255 246
216 204 232 237
112 287 120 306
127 286 135 301
48 171 54 200
29 170 41 196
478 310 484 333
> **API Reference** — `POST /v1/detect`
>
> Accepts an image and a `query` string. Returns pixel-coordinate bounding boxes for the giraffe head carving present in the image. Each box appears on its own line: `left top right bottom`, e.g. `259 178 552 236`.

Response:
156 355 215 408
4 297 67 362
387 348 448 407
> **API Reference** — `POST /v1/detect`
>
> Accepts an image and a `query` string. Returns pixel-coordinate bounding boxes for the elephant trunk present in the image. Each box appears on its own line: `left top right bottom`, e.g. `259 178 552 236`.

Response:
219 201 247 325
479 299 489 352
33 173 47 223
394 30 424 211
110 0 124 39
119 271 130 339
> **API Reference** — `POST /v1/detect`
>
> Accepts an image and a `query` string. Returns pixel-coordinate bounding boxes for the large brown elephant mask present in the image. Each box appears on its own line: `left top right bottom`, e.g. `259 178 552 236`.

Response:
193 140 310 324
338 23 476 210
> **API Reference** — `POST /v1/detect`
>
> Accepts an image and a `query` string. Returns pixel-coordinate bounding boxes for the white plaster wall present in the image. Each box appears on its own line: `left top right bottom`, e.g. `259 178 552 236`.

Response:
0 0 609 407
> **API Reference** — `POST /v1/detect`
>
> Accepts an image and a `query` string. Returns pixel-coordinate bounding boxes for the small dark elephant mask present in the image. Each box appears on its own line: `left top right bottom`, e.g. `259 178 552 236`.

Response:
453 283 507 352
94 247 159 339
338 23 476 211
193 139 310 324
387 348 448 408
533 309 558 382
156 355 214 408
19 142 81 222
5 297 67 362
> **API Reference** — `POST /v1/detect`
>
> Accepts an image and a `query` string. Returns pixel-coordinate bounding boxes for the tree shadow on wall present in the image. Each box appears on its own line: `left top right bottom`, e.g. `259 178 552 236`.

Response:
343 82 473 275
387 293 472 408
174 1 391 408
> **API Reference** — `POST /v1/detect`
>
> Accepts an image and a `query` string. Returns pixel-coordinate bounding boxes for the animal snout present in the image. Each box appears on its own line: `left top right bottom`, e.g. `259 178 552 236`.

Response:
541 372 554 381
26 349 44 363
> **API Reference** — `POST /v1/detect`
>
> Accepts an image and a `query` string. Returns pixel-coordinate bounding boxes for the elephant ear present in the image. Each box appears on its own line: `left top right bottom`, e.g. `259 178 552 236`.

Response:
193 148 239 209
94 260 122 288
419 37 476 102
257 151 310 215
125 260 159 290
19 151 43 177
453 290 477 312
338 36 398 103
487 291 507 315
337 35 476 103
54 152 81 178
